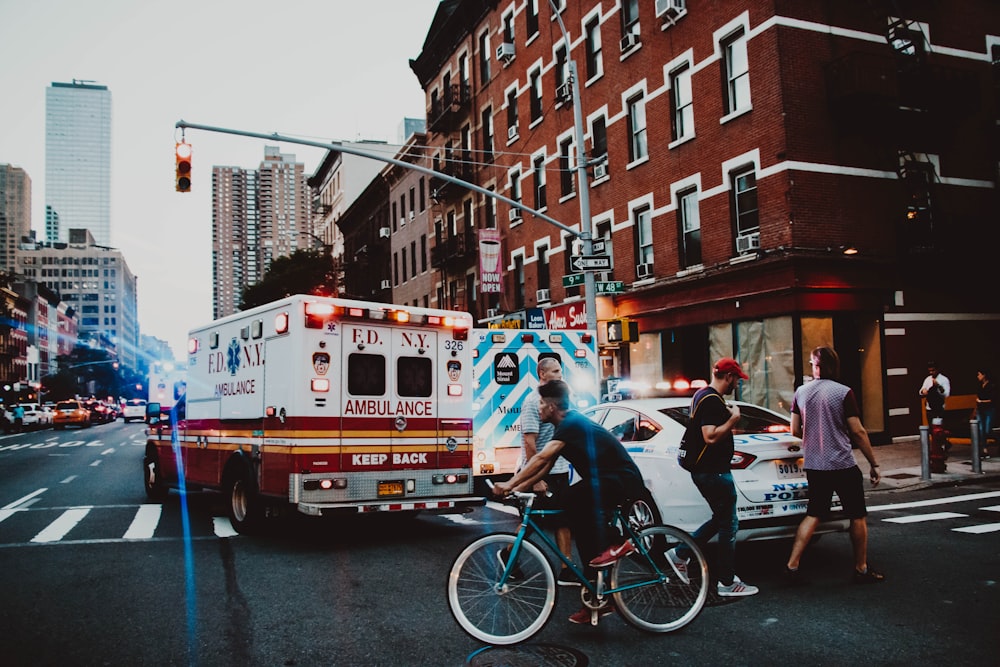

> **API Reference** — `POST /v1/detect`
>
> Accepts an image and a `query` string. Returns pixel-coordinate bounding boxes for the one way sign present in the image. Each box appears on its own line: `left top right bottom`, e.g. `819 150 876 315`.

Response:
570 254 612 271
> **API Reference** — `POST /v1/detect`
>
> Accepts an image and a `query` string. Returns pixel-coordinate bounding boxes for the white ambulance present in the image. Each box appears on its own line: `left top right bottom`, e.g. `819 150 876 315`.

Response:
142 295 480 533
471 328 599 479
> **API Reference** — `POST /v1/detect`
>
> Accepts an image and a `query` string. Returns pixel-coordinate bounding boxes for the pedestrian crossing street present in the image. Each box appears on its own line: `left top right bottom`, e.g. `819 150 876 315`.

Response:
0 490 998 548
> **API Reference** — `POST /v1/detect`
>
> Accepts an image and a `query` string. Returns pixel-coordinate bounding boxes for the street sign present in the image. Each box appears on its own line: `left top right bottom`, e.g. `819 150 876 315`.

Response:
570 254 612 271
591 240 606 254
562 273 585 287
595 281 624 294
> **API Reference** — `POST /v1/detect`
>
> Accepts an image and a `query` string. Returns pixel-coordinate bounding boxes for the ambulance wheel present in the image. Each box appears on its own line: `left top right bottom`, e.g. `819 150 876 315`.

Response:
226 467 263 534
143 451 169 502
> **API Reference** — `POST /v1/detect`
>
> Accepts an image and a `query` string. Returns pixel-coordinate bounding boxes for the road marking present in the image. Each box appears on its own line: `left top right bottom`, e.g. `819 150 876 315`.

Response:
213 517 238 538
883 512 968 523
58 441 86 448
485 500 521 516
123 505 162 540
60 476 77 484
952 523 1000 534
90 460 102 467
983 505 1000 512
441 513 483 526
3 488 47 510
868 490 1000 512
0 509 22 524
101 448 115 456
31 507 92 543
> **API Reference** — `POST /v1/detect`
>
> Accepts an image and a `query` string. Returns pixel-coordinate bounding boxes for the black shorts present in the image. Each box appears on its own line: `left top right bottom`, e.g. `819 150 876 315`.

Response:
532 472 570 528
805 466 867 520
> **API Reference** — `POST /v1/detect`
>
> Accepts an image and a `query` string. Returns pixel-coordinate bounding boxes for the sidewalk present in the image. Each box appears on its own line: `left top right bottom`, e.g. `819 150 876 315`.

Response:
859 437 1000 495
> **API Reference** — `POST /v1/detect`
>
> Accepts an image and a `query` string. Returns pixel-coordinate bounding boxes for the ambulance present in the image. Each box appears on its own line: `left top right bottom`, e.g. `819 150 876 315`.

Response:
142 295 480 533
471 328 599 479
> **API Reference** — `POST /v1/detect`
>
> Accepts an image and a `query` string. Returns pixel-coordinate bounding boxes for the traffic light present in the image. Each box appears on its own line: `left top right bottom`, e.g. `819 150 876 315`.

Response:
175 142 192 192
605 319 639 343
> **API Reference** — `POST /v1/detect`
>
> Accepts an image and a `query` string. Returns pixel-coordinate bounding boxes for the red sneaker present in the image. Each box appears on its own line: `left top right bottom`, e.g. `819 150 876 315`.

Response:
588 540 636 567
568 604 615 625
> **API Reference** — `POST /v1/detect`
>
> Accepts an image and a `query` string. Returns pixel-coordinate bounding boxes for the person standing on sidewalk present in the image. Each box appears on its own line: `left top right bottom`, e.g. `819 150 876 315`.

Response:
669 358 759 598
785 346 884 584
919 362 951 425
974 368 995 459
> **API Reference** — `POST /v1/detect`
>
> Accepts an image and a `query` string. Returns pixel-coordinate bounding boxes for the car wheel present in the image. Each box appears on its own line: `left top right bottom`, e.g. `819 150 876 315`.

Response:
225 466 264 534
626 490 662 532
143 451 169 501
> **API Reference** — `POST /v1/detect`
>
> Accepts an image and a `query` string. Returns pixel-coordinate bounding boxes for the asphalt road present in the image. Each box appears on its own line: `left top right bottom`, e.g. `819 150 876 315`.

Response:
0 423 997 666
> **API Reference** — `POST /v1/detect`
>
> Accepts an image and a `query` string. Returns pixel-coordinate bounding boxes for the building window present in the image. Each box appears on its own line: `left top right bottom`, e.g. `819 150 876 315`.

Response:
478 29 491 83
533 154 546 211
485 187 497 228
679 188 701 267
513 256 525 309
526 0 539 38
510 170 522 210
635 205 653 271
481 107 494 162
502 12 514 43
670 63 693 142
393 252 399 286
410 240 417 277
621 0 639 36
529 68 543 122
563 235 580 297
585 17 602 80
559 137 575 197
420 234 427 272
732 167 759 240
402 247 408 282
506 88 519 139
722 28 750 115
538 244 550 290
419 177 426 211
627 93 647 162
591 115 608 162
554 45 568 94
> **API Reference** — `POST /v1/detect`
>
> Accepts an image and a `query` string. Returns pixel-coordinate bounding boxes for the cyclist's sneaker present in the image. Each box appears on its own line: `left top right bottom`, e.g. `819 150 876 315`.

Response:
557 568 581 587
496 548 523 581
666 547 690 584
717 575 759 597
588 540 636 567
568 604 615 625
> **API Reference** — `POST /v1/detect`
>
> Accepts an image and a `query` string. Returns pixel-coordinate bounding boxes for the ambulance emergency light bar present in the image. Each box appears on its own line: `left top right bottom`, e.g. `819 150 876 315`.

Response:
291 301 469 339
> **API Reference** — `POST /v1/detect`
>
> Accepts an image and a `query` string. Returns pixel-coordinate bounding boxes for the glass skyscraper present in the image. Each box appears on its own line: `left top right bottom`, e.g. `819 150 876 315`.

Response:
45 80 112 246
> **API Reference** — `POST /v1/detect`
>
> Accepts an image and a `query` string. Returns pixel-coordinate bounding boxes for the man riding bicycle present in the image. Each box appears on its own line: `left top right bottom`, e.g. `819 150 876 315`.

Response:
493 379 647 624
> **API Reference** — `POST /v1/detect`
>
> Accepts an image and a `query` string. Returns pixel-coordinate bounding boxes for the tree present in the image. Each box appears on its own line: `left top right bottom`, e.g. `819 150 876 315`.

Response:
240 249 336 311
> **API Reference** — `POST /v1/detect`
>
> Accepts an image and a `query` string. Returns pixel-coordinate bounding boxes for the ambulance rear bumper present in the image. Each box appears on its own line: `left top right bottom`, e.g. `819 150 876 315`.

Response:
295 495 485 516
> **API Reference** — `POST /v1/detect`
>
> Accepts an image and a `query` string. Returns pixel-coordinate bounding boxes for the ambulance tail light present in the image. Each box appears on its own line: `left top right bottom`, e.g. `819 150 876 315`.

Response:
275 312 289 334
433 473 469 485
447 384 463 397
311 378 330 392
581 333 593 344
304 478 348 491
453 327 469 341
574 349 587 359
520 333 535 343
426 315 442 325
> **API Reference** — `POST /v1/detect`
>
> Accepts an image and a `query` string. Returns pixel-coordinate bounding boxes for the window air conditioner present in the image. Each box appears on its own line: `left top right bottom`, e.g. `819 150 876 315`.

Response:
507 125 519 141
593 163 608 180
556 82 572 104
486 308 500 318
400 217 407 227
379 227 391 239
380 279 391 289
636 262 654 279
620 32 640 52
408 211 415 221
655 0 686 18
536 289 551 303
496 42 515 63
509 208 522 222
736 232 760 254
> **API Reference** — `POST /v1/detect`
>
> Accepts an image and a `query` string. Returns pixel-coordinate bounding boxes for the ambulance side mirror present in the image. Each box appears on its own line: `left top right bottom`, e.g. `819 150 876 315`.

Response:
146 402 161 425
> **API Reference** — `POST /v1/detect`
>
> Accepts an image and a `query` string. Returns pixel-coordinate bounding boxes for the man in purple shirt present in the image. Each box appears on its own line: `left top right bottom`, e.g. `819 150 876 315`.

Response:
785 346 884 584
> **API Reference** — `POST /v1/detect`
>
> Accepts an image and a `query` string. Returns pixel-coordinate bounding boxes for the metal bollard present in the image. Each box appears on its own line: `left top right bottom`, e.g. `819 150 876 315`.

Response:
919 424 931 480
970 419 982 474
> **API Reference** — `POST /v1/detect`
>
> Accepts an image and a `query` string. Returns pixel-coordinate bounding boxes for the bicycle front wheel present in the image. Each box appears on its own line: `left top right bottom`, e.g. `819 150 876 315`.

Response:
611 525 709 633
447 533 556 645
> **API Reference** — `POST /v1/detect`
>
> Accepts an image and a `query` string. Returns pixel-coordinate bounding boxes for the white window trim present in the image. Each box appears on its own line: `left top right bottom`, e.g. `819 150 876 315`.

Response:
714 12 753 120
582 7 606 86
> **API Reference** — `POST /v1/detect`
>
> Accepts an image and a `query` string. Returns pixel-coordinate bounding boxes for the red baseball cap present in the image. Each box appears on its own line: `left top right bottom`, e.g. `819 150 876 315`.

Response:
714 357 748 380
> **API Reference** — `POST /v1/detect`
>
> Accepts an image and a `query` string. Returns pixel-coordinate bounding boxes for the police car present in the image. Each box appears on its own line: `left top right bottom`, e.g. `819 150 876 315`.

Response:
584 397 848 541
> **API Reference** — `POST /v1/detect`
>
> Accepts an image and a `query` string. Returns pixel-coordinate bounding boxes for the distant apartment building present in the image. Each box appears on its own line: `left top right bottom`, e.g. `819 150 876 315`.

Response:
400 0 1000 442
17 228 138 370
0 164 31 274
212 147 311 319
45 80 112 245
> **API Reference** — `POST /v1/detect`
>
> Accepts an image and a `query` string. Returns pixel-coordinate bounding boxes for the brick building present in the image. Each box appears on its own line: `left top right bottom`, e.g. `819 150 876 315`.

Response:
395 0 1000 441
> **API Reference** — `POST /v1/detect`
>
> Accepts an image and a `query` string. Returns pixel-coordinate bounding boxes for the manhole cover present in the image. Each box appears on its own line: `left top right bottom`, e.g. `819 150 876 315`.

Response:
467 643 588 667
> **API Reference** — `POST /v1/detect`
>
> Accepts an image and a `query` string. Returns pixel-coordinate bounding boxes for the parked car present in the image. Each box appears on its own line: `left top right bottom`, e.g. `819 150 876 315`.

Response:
584 397 849 542
53 400 91 429
121 399 147 423
20 403 52 429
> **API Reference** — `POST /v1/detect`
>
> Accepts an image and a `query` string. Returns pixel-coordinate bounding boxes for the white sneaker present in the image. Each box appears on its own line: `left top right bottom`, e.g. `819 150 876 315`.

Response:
666 548 690 584
717 576 759 597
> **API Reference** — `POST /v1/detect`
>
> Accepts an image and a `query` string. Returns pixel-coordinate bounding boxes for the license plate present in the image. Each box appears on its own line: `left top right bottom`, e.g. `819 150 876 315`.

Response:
378 480 405 497
775 458 804 479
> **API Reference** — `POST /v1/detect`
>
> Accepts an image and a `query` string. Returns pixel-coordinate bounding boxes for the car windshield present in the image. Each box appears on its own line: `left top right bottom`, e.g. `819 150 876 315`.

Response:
56 402 77 411
658 403 790 435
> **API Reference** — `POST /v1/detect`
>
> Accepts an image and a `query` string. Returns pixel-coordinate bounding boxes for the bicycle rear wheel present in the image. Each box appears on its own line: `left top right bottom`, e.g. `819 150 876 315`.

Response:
611 525 709 633
447 533 556 645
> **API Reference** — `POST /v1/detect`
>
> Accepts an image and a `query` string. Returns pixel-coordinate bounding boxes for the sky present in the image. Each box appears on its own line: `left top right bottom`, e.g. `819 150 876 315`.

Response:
0 0 442 361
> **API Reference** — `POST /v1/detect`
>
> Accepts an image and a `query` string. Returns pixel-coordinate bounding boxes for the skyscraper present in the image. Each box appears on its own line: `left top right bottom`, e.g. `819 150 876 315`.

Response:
0 164 32 274
45 80 112 245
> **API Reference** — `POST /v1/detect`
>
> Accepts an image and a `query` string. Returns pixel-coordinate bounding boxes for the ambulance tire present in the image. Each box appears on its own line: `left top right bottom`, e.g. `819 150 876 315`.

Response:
143 450 169 502
225 465 264 534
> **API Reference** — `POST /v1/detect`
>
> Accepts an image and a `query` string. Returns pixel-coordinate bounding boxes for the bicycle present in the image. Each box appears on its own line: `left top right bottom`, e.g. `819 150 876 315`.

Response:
446 485 709 645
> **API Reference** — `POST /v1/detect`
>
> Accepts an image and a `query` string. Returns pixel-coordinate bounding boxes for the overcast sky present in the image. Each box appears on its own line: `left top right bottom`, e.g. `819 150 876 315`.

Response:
0 0 441 360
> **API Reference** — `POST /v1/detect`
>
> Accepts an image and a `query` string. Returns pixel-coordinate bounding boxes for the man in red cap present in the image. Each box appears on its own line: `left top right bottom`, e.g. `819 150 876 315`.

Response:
669 357 759 597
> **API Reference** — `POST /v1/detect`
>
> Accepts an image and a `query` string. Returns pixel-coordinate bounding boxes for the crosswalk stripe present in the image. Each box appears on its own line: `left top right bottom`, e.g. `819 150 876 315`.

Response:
0 509 21 524
31 507 92 543
883 511 968 524
952 523 1000 534
123 505 163 540
213 517 238 538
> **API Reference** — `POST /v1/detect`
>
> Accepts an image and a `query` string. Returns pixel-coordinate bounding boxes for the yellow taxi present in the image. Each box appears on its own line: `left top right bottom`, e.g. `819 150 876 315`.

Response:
53 400 91 429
